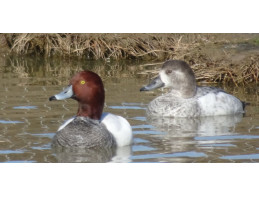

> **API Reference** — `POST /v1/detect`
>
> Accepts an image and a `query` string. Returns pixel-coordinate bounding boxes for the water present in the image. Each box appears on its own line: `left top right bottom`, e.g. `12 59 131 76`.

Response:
0 56 259 163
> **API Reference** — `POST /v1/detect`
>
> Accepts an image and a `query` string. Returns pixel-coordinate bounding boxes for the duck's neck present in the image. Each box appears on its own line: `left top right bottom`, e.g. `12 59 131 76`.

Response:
77 103 103 120
181 85 197 98
171 81 197 99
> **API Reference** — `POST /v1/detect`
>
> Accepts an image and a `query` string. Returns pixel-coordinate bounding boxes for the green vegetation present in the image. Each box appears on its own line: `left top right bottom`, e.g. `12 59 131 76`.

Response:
250 37 259 45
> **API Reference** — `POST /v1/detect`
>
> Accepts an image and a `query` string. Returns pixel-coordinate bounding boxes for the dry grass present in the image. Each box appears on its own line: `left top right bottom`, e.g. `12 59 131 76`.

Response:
1 33 259 85
192 59 259 85
1 33 182 60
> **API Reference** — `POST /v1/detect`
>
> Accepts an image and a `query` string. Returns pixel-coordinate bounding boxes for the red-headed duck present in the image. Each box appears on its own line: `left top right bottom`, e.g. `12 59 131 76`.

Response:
49 71 133 148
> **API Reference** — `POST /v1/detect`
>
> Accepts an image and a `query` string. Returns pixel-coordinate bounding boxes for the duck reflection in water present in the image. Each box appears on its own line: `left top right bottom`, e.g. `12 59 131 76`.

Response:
139 60 246 160
147 114 243 137
53 145 132 163
143 114 243 161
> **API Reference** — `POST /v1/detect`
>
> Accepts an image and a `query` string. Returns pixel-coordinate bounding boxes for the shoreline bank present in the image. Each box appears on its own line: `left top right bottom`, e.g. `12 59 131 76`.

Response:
0 33 259 85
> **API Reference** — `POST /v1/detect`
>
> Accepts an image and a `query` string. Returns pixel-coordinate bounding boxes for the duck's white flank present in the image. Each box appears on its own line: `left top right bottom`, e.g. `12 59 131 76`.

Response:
101 112 133 147
197 91 244 116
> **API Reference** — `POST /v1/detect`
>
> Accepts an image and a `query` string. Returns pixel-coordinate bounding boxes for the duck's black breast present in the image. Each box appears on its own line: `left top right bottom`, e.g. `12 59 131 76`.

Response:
52 116 116 149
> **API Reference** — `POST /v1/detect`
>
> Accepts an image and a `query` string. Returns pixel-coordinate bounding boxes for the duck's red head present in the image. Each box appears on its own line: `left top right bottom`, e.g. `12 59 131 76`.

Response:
49 71 105 120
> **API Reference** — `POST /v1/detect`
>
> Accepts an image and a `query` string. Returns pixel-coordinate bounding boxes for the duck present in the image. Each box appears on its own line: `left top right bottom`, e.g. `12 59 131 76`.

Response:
140 60 246 117
49 70 133 148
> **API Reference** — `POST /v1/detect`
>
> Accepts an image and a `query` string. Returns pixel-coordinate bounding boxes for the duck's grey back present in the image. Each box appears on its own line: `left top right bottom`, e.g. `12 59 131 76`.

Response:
147 92 201 117
52 116 116 148
147 86 244 117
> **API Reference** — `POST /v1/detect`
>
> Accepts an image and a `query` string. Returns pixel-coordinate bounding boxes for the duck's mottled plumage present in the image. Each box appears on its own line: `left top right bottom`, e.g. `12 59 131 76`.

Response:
52 117 116 148
141 60 245 117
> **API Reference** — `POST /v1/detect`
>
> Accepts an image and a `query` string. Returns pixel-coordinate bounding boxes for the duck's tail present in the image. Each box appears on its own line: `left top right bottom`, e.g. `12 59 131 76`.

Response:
242 101 250 110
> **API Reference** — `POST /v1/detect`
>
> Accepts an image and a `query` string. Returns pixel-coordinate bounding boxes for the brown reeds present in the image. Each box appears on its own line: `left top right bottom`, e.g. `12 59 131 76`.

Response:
192 60 259 85
1 33 259 85
1 33 181 59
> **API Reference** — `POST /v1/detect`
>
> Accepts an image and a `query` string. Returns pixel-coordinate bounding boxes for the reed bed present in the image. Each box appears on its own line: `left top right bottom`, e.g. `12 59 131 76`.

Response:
2 33 182 59
138 60 259 86
1 33 259 85
192 59 259 85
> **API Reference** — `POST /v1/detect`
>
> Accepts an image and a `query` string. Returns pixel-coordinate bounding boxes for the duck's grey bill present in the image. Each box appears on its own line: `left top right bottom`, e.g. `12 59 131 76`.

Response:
140 76 165 91
49 85 74 101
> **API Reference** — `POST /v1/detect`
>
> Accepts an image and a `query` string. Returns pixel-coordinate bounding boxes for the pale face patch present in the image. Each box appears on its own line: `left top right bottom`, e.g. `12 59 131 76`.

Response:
159 70 171 87
160 69 185 88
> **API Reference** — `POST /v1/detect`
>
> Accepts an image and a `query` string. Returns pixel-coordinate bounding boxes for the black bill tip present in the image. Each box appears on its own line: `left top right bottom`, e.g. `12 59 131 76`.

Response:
140 87 148 91
140 76 165 92
49 96 57 101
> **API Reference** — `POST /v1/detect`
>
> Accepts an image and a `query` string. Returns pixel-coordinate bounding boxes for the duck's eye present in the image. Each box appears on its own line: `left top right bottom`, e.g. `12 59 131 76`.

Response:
80 80 86 85
166 70 172 74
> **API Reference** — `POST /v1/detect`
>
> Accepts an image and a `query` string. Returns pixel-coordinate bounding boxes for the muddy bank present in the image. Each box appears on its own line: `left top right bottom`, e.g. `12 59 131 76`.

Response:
0 33 259 85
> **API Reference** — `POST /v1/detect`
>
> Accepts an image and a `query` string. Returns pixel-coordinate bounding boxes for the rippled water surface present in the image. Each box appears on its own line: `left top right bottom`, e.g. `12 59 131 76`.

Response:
0 57 259 162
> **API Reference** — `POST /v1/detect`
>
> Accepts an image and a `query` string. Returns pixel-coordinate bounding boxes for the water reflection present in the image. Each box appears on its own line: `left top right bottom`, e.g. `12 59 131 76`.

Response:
109 146 132 163
0 55 259 163
0 55 150 86
130 114 244 162
147 114 243 137
53 145 132 163
53 146 116 163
